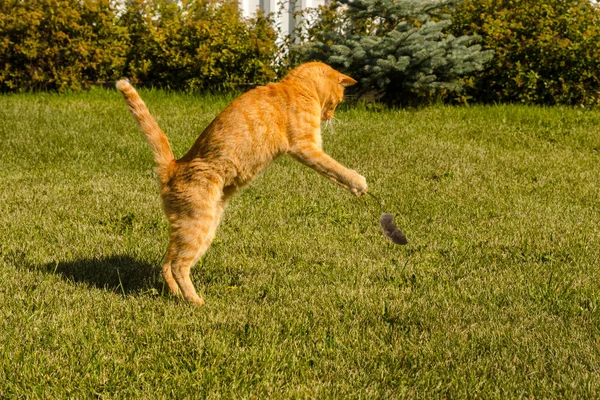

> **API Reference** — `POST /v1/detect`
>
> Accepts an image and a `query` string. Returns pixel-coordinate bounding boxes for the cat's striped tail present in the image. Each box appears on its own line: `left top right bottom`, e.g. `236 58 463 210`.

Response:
116 80 175 180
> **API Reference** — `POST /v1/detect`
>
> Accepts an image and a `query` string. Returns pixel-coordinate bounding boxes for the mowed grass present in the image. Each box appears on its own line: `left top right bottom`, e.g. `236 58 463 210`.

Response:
1 87 600 398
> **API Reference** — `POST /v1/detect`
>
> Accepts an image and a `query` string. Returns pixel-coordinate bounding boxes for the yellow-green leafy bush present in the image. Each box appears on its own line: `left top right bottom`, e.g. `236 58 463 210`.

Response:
120 0 277 91
0 0 278 92
451 0 600 106
0 0 127 92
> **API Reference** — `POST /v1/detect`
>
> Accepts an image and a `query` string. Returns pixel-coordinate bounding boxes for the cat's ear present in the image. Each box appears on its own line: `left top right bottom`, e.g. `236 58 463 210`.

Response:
339 74 357 87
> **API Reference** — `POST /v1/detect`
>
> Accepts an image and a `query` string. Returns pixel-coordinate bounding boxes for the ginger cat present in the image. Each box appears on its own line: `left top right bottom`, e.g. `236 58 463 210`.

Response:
116 62 368 306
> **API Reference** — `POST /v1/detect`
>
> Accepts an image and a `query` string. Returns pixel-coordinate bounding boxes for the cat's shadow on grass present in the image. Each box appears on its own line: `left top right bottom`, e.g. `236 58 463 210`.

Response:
40 254 163 295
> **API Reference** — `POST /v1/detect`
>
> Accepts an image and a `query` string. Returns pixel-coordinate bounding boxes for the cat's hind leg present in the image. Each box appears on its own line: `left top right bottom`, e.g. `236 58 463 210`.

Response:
167 225 210 306
162 183 225 306
161 249 181 297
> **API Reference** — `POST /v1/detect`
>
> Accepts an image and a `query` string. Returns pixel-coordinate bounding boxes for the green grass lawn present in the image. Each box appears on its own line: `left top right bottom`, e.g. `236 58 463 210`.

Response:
1 88 600 398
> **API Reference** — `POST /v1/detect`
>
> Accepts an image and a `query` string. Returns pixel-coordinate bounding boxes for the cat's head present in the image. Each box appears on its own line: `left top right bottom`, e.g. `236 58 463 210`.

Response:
284 62 357 121
320 66 357 121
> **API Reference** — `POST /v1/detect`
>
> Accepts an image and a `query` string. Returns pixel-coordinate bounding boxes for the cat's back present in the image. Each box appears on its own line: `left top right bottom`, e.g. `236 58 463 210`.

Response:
219 79 317 126
233 81 291 116
207 82 290 136
179 81 298 178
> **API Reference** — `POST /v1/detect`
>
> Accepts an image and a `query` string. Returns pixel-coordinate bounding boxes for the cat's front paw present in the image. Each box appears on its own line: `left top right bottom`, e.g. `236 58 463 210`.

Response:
350 172 368 196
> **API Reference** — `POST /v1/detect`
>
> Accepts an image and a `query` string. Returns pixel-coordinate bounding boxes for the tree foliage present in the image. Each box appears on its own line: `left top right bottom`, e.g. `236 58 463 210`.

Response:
296 0 493 104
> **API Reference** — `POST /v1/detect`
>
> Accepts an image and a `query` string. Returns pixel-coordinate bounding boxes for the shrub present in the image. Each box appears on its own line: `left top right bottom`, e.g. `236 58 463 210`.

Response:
120 0 279 91
451 0 600 106
295 0 493 104
0 0 279 92
0 0 127 92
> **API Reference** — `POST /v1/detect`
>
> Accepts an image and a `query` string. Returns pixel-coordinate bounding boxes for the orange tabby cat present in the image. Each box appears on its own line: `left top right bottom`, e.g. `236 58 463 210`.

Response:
116 62 368 306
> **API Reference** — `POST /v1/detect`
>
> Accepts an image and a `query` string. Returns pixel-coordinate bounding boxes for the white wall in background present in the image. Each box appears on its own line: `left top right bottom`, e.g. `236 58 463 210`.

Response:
241 0 327 38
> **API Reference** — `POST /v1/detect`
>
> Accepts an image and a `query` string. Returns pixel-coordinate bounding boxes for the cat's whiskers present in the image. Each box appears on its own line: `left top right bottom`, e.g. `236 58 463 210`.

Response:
323 116 338 134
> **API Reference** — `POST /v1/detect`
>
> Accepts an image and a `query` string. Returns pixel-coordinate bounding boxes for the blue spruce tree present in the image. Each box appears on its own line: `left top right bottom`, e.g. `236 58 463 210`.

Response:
299 0 493 104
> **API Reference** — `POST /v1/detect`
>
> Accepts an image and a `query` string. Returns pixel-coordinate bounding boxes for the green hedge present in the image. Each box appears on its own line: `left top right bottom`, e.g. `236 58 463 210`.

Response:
451 0 600 106
0 0 278 92
0 0 127 92
4 0 598 104
120 0 277 91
